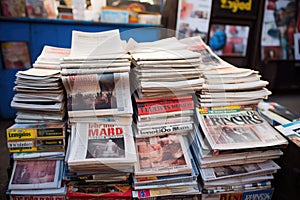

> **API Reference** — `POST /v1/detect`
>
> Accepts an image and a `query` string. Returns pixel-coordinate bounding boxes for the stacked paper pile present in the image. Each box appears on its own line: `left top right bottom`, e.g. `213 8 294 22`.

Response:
33 45 70 70
6 123 67 199
128 37 203 199
60 30 133 123
181 37 289 199
180 36 271 108
192 109 288 199
6 47 71 199
62 30 136 199
11 68 66 124
65 122 136 199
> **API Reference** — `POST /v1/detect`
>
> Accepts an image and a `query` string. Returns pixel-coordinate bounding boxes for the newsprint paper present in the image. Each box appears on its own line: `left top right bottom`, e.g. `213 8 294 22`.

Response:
196 109 288 154
62 72 132 119
67 123 136 172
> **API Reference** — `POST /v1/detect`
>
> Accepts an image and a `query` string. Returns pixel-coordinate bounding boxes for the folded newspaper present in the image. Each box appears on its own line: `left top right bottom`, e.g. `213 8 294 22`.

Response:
67 122 136 172
62 72 133 119
195 109 288 154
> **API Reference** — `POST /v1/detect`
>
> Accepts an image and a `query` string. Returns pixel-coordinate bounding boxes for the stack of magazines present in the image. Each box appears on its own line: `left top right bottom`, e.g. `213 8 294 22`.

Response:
6 123 67 199
6 47 70 199
11 68 67 124
62 30 136 199
128 38 203 199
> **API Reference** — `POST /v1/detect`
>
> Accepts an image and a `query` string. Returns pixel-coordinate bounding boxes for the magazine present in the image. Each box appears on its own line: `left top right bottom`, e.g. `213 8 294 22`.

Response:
134 134 192 177
1 0 26 17
8 160 62 190
199 160 280 182
1 41 31 69
188 124 283 168
11 152 65 160
195 109 288 154
202 173 275 188
6 122 66 141
62 72 132 118
202 180 272 194
132 185 200 199
67 122 136 171
201 188 273 200
66 182 132 199
275 120 300 147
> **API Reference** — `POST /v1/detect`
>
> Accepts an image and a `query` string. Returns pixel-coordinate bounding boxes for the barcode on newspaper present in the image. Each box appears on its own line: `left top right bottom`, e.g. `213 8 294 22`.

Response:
8 141 34 148
202 168 216 179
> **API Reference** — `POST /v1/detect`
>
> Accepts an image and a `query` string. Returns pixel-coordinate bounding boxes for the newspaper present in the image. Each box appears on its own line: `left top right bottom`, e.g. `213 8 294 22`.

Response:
33 45 70 70
8 160 63 190
126 37 188 53
66 29 126 59
199 160 280 182
62 72 132 119
134 134 193 177
195 109 288 154
188 125 283 168
201 80 269 91
199 88 271 99
67 122 136 171
201 188 273 200
202 173 275 188
135 122 193 138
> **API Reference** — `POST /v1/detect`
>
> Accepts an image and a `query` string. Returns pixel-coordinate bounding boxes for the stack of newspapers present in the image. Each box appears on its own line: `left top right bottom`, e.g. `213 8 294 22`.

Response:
6 123 67 199
128 38 202 199
183 37 272 108
60 30 133 123
62 30 136 199
11 68 66 124
128 37 205 99
193 108 288 199
33 45 70 70
65 122 136 199
183 37 289 199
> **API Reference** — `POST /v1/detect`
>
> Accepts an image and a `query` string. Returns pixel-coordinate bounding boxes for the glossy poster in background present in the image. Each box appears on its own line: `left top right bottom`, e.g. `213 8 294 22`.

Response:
176 0 212 41
261 0 297 61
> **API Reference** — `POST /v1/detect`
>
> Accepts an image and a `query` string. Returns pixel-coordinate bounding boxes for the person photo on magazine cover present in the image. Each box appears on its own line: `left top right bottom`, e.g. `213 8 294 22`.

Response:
137 135 186 169
221 126 260 143
12 164 31 184
86 138 124 159
95 74 117 109
12 161 56 184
